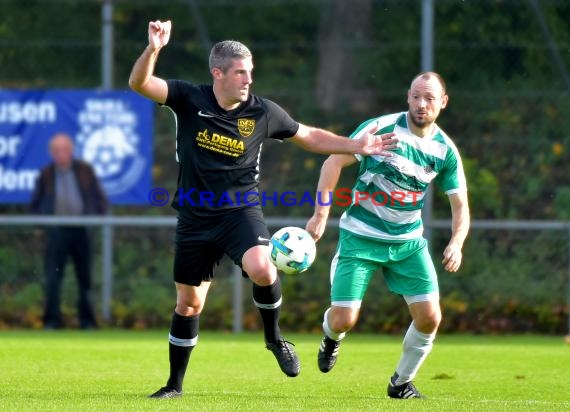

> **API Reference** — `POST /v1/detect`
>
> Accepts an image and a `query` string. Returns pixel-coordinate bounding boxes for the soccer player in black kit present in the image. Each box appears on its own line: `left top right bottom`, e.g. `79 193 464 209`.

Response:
129 20 398 399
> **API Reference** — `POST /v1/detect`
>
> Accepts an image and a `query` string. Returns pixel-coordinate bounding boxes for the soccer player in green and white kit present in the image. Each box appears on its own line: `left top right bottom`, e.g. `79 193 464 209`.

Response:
306 72 470 399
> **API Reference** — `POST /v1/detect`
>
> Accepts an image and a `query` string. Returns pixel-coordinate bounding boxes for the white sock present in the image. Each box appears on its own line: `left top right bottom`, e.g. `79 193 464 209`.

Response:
394 322 436 385
322 308 346 341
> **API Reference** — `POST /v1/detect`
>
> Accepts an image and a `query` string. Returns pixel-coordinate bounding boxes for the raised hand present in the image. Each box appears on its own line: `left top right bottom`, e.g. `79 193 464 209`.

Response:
148 20 172 51
359 132 399 156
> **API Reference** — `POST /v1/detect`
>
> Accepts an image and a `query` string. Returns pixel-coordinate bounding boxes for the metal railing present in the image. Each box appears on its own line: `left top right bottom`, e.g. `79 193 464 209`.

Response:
1 215 569 333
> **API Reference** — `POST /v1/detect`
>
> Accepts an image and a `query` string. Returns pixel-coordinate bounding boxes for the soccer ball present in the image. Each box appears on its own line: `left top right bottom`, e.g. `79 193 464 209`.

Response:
268 227 316 275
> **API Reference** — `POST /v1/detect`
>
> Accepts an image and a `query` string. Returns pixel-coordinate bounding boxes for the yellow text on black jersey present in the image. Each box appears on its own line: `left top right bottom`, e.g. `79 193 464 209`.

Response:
196 129 245 157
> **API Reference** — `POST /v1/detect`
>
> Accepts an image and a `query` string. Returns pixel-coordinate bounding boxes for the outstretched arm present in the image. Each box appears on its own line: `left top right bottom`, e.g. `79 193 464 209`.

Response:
290 122 398 157
442 191 470 272
128 20 171 104
305 154 357 241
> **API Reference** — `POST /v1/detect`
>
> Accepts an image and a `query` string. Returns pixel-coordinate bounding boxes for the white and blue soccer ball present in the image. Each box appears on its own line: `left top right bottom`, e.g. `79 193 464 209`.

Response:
268 226 316 275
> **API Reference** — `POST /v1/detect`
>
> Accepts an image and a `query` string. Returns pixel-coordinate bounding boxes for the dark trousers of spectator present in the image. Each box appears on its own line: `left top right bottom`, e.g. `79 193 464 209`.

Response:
43 227 97 329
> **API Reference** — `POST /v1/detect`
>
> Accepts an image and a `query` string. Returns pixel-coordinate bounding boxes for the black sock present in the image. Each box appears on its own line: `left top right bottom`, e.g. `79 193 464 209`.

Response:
166 312 199 392
252 278 282 343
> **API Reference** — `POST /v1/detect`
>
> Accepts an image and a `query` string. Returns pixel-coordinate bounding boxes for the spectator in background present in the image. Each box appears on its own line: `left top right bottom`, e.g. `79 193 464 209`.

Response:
30 133 108 330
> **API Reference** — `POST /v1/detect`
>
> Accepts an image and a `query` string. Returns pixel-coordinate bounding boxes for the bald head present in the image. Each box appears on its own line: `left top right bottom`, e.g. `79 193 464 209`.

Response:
49 133 75 169
410 72 446 95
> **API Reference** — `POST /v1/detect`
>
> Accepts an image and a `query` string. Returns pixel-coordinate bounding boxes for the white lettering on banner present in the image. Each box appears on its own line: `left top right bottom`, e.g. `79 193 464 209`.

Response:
78 112 103 123
0 136 21 157
85 99 125 112
0 101 56 123
0 165 39 191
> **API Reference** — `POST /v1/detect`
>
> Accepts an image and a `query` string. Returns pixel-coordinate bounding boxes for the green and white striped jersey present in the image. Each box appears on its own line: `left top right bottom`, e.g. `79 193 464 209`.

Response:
339 111 467 242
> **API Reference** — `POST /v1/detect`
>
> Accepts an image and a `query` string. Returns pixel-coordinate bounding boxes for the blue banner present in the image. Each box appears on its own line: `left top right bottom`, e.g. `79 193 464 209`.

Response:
0 90 153 205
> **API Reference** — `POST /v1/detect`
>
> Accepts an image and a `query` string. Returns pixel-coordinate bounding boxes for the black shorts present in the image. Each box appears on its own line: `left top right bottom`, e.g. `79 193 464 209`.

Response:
173 207 271 286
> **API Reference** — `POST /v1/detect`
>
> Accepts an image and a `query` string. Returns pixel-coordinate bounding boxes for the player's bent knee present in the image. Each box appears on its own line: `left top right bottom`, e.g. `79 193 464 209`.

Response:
176 294 205 316
175 302 203 317
409 300 442 333
242 247 277 286
415 312 441 333
251 274 275 287
329 309 359 332
430 307 443 329
330 318 355 333
246 264 275 286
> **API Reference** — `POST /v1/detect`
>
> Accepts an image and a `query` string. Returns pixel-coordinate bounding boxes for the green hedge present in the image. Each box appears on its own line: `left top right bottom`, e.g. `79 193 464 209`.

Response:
1 225 568 334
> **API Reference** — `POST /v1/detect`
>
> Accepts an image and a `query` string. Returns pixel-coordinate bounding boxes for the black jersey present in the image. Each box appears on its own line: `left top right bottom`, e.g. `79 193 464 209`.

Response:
164 79 299 221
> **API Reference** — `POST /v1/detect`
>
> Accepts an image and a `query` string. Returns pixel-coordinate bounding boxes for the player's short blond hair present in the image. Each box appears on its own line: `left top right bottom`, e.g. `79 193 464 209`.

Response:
209 40 252 73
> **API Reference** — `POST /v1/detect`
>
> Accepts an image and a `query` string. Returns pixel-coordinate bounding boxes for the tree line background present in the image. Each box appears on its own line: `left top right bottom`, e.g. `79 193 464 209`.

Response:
1 0 569 334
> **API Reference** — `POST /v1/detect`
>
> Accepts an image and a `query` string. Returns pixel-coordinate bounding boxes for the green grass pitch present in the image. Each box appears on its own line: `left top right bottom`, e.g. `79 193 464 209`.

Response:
0 331 568 411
